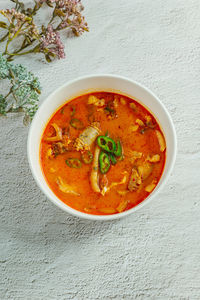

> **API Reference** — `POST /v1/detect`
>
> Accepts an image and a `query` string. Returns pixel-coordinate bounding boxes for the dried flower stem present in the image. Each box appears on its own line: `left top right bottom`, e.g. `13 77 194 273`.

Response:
7 44 39 57
0 32 9 42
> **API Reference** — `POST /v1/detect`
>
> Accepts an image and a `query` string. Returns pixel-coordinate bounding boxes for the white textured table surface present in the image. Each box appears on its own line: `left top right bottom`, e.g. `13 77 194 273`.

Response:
1 0 200 299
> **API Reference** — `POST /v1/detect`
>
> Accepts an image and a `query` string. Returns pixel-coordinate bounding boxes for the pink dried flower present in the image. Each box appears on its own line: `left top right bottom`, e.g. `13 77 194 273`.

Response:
70 15 88 36
55 0 88 35
35 0 88 35
0 9 39 39
57 0 83 11
0 8 28 24
0 0 88 62
40 24 65 59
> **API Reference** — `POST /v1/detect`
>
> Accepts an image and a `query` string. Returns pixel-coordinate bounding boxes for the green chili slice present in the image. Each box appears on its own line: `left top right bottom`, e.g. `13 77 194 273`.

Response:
114 140 122 157
97 136 116 153
109 153 117 165
70 105 76 116
60 107 65 114
70 118 84 130
81 151 93 164
66 158 82 168
99 151 111 174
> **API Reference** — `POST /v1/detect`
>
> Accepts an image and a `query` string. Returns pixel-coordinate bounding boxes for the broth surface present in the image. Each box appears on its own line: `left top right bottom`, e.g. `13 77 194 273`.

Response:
40 92 166 215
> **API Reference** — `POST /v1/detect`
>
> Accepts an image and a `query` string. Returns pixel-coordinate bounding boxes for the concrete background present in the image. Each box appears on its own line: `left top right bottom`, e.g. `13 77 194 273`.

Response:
0 0 200 299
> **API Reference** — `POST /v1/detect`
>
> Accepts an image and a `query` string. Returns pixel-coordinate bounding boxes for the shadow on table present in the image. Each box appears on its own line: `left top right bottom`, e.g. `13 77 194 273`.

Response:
2 168 121 247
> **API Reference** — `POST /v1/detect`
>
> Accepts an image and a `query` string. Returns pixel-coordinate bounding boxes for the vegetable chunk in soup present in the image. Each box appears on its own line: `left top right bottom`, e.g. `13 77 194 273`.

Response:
40 92 166 215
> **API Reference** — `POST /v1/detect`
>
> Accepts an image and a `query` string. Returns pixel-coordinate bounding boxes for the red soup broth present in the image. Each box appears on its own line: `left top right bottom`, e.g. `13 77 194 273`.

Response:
40 92 166 215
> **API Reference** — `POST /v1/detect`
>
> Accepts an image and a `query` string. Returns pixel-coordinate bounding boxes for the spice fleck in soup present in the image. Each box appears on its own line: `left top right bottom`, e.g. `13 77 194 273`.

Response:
40 92 166 215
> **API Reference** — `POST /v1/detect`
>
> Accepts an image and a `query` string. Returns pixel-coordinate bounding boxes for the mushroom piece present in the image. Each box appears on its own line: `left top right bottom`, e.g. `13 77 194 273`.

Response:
128 167 142 191
84 207 92 213
129 102 136 111
117 190 129 196
129 124 139 132
156 130 166 152
132 151 142 158
113 96 119 108
46 147 53 159
120 97 126 105
146 154 160 163
46 123 62 142
145 180 157 192
95 99 105 107
88 95 98 104
90 145 101 193
56 177 80 196
88 95 105 107
74 122 100 151
137 162 153 180
145 115 155 128
99 208 117 214
116 199 128 213
145 115 152 124
136 119 145 127
127 150 142 163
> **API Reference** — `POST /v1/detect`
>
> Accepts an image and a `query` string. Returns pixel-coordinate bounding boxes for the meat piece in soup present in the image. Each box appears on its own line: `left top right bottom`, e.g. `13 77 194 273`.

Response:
40 92 166 215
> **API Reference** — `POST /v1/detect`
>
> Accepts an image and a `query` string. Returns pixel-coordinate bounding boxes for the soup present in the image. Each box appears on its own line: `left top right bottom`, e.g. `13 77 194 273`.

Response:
40 92 166 215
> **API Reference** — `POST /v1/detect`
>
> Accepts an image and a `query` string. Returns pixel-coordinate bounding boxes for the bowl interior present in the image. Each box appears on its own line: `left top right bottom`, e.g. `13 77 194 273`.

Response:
27 75 176 220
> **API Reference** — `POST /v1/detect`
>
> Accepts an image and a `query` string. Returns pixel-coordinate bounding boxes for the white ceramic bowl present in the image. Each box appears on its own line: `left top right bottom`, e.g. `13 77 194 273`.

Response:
27 74 177 221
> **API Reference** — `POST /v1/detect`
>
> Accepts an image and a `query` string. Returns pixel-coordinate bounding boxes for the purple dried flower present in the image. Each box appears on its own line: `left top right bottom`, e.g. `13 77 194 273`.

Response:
40 24 65 59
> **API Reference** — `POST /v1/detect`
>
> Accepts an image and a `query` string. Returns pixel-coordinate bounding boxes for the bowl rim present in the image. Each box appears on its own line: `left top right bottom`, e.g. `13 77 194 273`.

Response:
27 74 177 221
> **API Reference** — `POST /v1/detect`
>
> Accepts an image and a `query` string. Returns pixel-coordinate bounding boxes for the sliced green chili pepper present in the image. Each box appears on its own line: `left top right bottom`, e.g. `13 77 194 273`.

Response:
109 153 117 165
99 151 110 174
81 151 93 164
70 118 84 130
97 136 116 153
60 107 65 114
66 158 82 168
70 105 76 116
114 140 122 157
